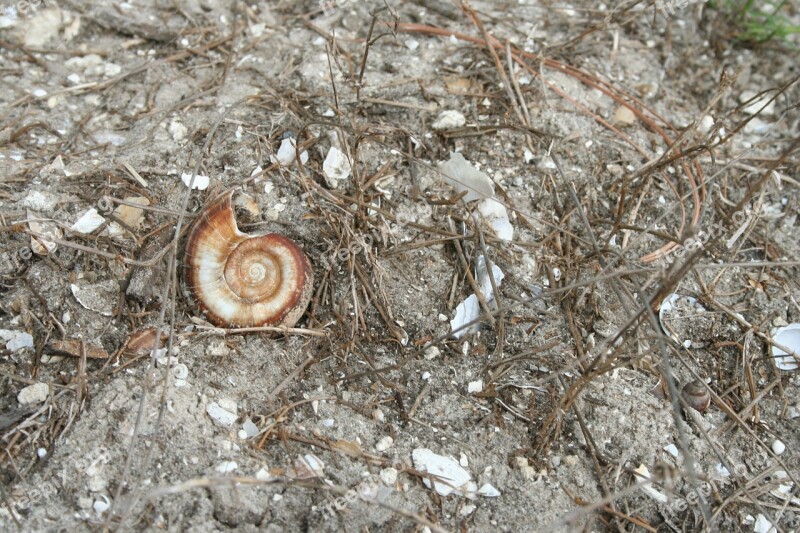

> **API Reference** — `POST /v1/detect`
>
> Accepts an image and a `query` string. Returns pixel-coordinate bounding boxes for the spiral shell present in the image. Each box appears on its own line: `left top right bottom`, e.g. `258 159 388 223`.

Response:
681 380 710 413
183 190 313 328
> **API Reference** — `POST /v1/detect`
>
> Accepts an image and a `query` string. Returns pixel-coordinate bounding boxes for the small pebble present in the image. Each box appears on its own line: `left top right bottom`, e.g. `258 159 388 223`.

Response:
380 467 398 485
772 439 785 455
423 346 440 360
17 382 49 405
376 436 393 452
468 380 483 393
432 110 466 130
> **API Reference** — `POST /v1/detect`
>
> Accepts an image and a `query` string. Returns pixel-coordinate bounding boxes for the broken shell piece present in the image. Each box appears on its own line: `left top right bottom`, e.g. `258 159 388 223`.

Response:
27 211 62 255
216 461 238 474
181 173 210 190
71 279 119 316
293 454 325 479
613 105 637 126
477 483 501 497
107 197 149 238
273 137 309 167
412 448 473 497
632 464 668 503
771 323 800 371
438 152 494 202
432 110 466 130
658 293 708 348
322 146 351 187
124 328 168 356
50 339 109 359
207 401 237 427
475 199 513 241
451 256 504 338
71 208 106 234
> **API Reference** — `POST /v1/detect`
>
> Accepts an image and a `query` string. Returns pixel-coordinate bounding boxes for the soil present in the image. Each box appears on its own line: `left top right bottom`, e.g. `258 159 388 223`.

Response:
1 1 799 532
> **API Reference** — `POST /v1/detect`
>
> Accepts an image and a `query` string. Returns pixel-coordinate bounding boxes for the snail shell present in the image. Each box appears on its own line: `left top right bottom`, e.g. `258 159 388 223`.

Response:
681 380 710 413
183 190 313 328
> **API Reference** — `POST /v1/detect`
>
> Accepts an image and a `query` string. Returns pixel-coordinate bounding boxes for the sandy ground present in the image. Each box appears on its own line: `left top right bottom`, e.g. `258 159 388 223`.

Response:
1 1 799 531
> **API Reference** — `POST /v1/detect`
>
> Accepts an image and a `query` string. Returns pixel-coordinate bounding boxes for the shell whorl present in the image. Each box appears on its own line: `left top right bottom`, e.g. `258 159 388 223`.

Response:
183 190 313 328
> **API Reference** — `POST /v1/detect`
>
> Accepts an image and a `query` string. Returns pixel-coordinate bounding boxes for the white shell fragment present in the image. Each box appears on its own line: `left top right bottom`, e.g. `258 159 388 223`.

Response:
107 197 149 238
273 137 309 167
207 401 238 428
323 146 352 186
27 210 61 255
450 256 504 338
17 382 49 405
632 464 668 503
438 152 494 203
293 454 325 479
740 90 775 116
181 173 210 190
663 444 680 458
0 329 34 352
432 110 466 130
451 294 480 338
93 496 110 515
754 514 777 533
475 198 513 241
771 323 800 371
477 483 501 497
412 448 472 497
772 439 786 455
71 208 106 234
242 418 260 438
216 461 238 474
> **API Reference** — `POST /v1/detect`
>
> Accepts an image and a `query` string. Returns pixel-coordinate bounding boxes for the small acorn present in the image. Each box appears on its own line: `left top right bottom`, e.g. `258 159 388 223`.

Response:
681 380 710 413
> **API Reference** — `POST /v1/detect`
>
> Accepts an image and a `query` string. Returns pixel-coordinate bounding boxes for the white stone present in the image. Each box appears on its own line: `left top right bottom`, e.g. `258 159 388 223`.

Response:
17 382 49 405
740 91 775 116
380 467 398 485
242 418 259 438
0 329 34 352
772 439 785 455
376 436 393 452
663 444 680 458
423 346 440 360
468 380 483 393
432 110 466 130
169 120 187 142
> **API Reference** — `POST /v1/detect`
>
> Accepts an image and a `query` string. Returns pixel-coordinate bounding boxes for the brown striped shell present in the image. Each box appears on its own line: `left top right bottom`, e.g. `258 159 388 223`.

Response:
183 190 313 328
681 380 710 413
